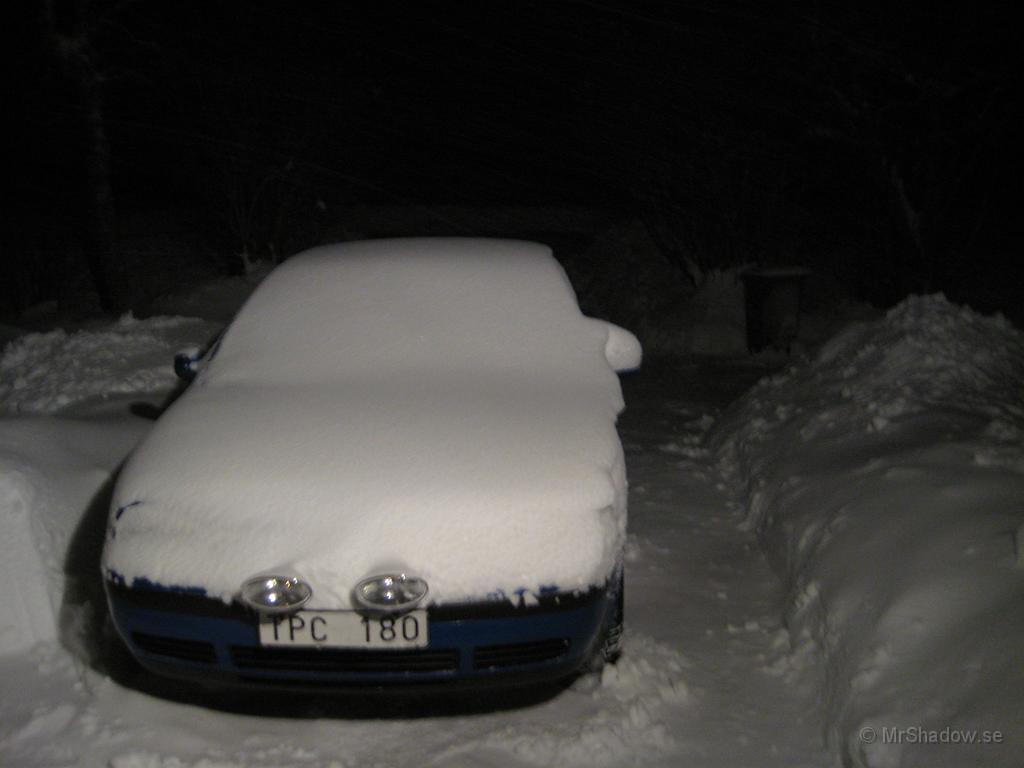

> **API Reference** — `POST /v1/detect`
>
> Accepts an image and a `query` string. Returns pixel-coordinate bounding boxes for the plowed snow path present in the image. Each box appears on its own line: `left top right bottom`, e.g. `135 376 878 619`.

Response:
617 361 829 767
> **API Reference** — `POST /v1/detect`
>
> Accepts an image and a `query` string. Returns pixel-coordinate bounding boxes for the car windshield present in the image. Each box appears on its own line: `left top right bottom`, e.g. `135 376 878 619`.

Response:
203 239 608 386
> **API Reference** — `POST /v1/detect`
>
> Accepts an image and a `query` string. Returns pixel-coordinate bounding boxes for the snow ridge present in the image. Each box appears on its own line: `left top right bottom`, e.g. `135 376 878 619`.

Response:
712 294 1024 767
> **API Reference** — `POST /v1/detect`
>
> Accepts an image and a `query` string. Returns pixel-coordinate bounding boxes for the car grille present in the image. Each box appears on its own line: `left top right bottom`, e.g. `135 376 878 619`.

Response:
132 632 217 664
473 638 569 669
108 580 603 620
229 646 459 674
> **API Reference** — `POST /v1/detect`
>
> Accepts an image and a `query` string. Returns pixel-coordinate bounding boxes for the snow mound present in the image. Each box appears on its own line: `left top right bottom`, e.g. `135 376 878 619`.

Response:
0 459 58 654
712 294 1024 767
0 418 147 655
0 314 219 415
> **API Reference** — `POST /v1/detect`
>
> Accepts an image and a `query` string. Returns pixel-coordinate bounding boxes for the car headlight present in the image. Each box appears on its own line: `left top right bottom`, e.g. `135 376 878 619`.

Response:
354 573 428 611
240 575 312 613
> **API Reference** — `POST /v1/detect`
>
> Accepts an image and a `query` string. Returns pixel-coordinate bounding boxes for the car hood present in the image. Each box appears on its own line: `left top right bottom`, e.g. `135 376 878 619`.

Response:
102 374 628 608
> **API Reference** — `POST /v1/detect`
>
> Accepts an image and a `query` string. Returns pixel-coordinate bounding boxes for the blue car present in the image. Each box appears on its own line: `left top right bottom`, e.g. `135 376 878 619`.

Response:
103 238 641 690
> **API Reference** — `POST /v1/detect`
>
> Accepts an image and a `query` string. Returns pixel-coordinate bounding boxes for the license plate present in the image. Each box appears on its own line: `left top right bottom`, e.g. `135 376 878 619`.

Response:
258 610 429 649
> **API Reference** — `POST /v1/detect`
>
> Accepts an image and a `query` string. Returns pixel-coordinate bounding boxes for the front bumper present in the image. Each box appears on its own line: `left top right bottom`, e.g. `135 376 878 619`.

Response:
106 581 614 691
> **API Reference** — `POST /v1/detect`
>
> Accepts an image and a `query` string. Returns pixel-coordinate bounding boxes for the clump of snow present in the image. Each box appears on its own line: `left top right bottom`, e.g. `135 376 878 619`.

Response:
712 294 1024 767
104 239 639 606
0 314 219 415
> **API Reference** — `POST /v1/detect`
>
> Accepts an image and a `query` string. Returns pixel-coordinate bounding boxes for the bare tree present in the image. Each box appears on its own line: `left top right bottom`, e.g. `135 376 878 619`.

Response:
40 0 131 313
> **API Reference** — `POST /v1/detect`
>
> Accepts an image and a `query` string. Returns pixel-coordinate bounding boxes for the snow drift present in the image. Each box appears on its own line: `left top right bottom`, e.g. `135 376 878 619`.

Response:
0 418 147 655
713 294 1024 767
0 314 218 415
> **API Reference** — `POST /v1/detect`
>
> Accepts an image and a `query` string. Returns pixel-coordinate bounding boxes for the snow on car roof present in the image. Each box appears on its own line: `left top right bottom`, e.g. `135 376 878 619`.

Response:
206 238 603 384
104 239 635 606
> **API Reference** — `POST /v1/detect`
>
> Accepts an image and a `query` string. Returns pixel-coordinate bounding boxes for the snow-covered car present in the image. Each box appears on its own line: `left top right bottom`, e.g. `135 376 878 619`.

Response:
102 238 642 690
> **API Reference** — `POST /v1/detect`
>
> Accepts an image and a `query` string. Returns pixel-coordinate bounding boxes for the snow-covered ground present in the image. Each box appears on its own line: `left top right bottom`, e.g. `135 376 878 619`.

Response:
0 314 221 416
1 284 1021 767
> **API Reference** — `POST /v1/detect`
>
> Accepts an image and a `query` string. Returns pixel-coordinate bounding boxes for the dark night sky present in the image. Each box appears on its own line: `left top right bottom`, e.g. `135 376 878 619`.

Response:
18 2 1013 202
6 1 1023 317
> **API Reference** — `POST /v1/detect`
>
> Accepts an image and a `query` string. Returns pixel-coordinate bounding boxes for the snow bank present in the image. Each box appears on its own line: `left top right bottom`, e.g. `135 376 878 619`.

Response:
0 314 219 415
713 295 1024 767
0 418 148 655
0 453 58 654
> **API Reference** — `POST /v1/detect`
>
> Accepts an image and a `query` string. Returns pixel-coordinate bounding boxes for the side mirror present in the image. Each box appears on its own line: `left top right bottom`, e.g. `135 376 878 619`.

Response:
602 322 642 373
173 346 202 382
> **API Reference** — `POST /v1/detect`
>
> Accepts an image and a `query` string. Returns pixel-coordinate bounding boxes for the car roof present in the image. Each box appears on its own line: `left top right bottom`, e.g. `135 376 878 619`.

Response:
204 238 604 384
